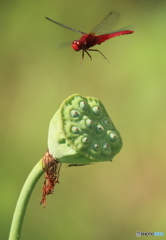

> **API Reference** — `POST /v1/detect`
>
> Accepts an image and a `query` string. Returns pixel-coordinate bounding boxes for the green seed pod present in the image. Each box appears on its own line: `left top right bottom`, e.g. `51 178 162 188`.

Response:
48 94 123 164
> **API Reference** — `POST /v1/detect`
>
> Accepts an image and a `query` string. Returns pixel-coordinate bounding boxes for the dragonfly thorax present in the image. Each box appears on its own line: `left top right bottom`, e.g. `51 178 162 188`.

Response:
72 40 83 51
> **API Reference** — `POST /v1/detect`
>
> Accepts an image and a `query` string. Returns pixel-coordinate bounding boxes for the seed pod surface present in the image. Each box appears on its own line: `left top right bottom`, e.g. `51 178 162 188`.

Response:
48 94 122 164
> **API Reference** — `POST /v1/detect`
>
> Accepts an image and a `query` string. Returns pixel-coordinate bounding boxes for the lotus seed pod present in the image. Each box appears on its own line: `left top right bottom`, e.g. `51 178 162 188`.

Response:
48 94 123 164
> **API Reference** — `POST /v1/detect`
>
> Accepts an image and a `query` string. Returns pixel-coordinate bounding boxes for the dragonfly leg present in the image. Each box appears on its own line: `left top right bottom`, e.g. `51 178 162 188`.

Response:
79 50 85 65
84 50 92 60
87 49 109 63
82 49 84 59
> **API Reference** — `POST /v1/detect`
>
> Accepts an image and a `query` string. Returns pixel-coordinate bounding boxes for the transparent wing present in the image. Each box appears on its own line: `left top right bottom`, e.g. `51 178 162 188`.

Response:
90 12 120 35
46 17 87 35
55 40 71 50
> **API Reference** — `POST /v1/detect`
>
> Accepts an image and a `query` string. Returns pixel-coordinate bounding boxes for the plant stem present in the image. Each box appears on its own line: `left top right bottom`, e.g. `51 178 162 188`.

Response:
9 159 44 240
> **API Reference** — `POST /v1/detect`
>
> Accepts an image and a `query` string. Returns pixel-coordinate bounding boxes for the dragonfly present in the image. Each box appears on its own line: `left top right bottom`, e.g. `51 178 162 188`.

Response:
45 12 134 61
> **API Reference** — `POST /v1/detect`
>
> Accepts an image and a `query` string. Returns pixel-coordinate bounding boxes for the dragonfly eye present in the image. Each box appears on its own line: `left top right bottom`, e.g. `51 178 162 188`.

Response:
72 40 82 51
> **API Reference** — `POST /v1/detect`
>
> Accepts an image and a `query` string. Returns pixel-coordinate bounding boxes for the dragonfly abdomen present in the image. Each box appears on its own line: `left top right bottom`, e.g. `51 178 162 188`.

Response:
97 30 134 44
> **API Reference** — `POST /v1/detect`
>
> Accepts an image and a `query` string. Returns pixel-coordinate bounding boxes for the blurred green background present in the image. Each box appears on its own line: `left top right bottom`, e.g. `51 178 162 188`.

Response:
1 0 166 239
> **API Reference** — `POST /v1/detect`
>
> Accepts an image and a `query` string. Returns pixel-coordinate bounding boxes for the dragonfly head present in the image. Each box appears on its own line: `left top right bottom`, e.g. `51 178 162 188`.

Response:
72 40 82 51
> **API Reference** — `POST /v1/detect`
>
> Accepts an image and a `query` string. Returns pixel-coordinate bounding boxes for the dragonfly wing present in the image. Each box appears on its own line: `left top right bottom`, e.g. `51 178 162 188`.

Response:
90 12 120 35
45 17 87 34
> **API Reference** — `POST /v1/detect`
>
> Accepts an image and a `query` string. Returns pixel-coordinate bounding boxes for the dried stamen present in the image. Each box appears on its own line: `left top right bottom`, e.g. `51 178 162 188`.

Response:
40 150 61 207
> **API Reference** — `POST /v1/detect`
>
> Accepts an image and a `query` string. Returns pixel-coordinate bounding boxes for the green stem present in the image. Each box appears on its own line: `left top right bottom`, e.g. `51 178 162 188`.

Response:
9 159 44 240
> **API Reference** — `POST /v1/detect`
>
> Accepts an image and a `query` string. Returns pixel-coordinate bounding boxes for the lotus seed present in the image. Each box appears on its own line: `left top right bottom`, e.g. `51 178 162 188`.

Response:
92 143 99 151
79 101 88 111
82 137 89 144
71 126 79 134
109 131 117 142
102 142 109 151
70 110 80 118
103 119 110 127
85 119 93 128
92 106 101 116
96 124 104 134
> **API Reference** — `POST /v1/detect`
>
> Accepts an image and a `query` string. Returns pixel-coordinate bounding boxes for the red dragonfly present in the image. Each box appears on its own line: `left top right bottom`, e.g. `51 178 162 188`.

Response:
46 12 134 61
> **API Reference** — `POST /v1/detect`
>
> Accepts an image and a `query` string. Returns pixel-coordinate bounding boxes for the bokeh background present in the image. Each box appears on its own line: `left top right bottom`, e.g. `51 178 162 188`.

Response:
1 0 166 239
